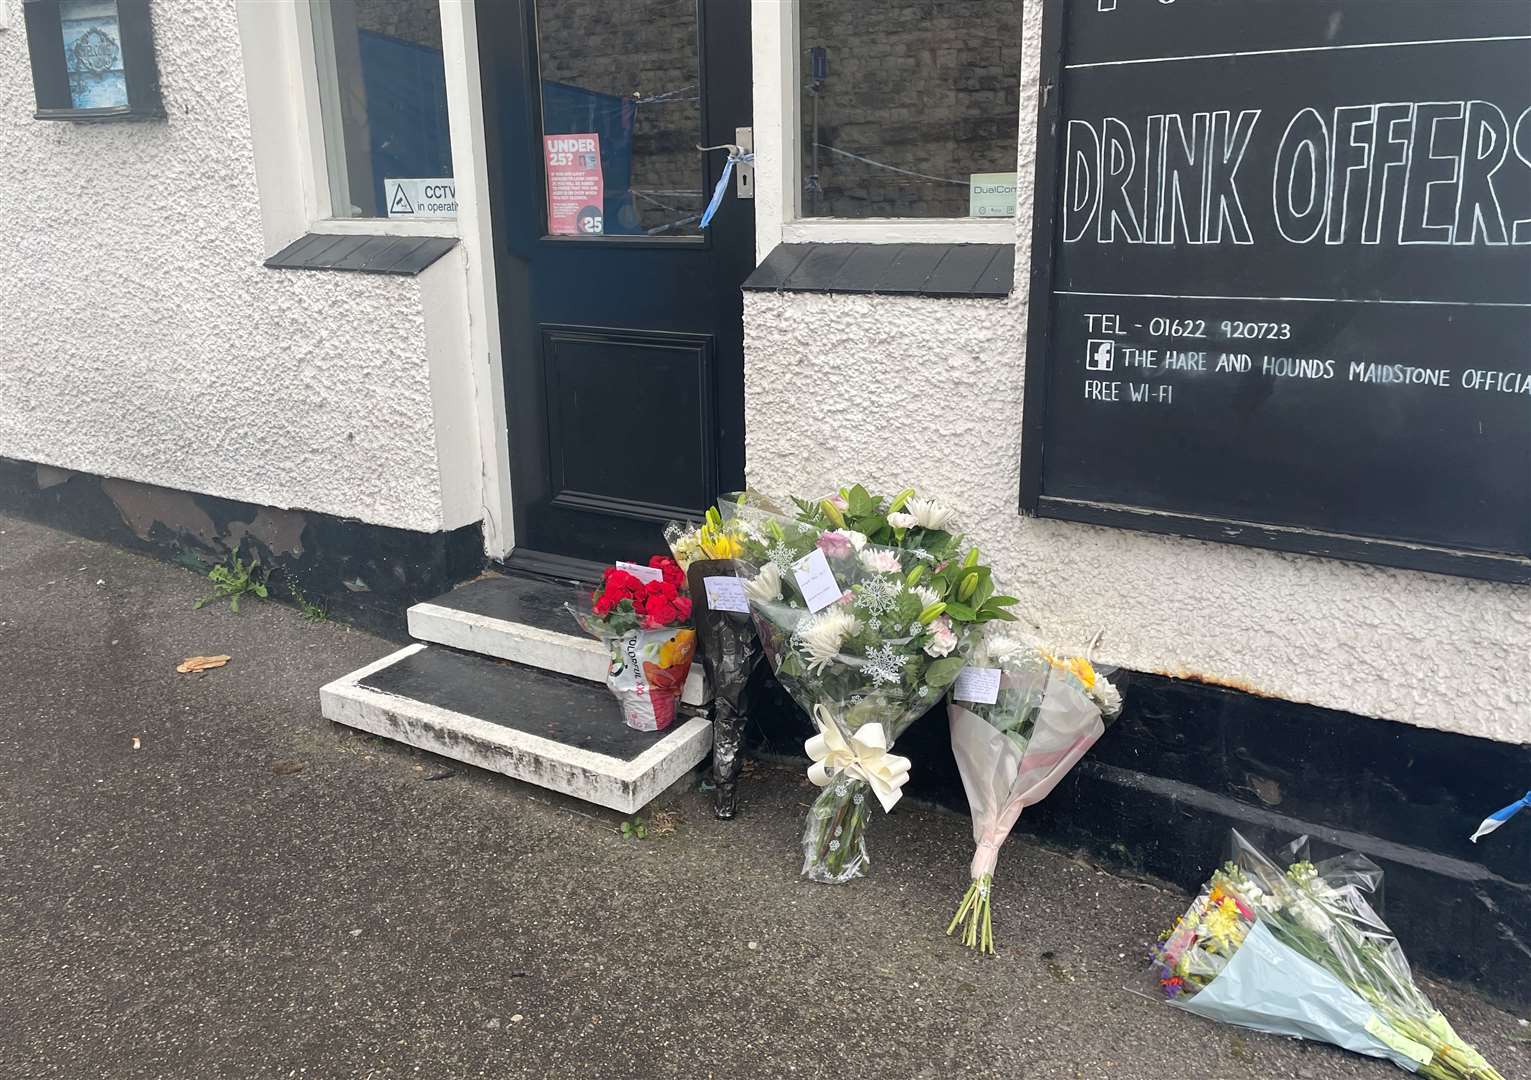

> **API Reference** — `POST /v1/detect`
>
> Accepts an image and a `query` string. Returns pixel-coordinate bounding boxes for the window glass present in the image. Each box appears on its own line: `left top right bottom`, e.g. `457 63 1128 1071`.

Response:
60 0 128 110
310 0 455 221
799 1 1023 220
535 0 704 237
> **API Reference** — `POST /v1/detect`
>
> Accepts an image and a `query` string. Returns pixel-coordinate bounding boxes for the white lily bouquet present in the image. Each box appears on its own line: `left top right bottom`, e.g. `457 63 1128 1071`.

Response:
718 486 1018 883
946 630 1122 951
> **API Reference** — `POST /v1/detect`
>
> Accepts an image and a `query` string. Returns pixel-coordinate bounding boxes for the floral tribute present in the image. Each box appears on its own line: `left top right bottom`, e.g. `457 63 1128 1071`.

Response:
945 631 1121 952
1150 831 1503 1079
719 485 1018 883
665 507 761 819
570 556 696 732
588 558 692 631
665 507 745 572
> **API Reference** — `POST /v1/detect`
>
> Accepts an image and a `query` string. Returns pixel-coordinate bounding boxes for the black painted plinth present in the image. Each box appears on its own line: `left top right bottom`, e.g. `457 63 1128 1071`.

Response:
0 457 484 637
748 666 1531 1010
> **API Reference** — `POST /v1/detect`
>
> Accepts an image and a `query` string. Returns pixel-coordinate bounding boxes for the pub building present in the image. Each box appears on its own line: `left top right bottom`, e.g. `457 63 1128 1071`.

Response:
1 0 1526 1007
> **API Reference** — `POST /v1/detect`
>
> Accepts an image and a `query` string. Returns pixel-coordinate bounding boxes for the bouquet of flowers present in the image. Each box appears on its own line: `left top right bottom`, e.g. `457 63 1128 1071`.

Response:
569 556 696 732
720 485 1018 883
1150 831 1504 1079
665 506 745 572
667 508 760 818
946 631 1122 951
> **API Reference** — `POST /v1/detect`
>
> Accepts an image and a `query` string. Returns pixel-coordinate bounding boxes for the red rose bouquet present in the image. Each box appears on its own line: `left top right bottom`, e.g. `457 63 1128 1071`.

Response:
571 557 697 732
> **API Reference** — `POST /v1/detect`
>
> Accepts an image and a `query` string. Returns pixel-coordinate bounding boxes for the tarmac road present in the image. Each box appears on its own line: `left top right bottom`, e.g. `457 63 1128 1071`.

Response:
1 514 1526 1080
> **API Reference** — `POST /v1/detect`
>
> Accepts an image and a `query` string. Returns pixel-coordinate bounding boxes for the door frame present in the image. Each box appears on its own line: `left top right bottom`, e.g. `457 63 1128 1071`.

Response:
476 0 754 577
439 0 517 559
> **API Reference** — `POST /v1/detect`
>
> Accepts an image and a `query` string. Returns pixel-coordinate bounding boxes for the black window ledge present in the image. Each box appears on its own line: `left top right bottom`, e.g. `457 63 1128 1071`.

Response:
265 233 458 276
742 242 1013 299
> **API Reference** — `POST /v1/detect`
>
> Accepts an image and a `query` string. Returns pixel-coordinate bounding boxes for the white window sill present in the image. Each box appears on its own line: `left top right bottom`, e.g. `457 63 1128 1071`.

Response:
781 217 1015 246
313 217 461 239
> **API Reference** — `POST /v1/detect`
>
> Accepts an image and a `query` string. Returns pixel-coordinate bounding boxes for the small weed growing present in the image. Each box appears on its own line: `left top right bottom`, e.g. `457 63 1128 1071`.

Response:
620 816 649 841
195 555 269 614
288 580 327 623
621 809 680 841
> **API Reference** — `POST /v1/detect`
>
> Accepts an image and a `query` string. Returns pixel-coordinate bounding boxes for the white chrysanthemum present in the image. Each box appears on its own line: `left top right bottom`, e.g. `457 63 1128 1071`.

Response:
743 563 781 603
858 548 901 574
983 634 1032 664
798 607 861 672
904 495 957 531
911 585 941 609
1091 675 1123 719
886 511 917 530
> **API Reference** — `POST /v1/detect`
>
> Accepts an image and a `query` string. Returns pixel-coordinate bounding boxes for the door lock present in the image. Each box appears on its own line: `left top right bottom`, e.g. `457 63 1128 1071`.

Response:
733 127 754 199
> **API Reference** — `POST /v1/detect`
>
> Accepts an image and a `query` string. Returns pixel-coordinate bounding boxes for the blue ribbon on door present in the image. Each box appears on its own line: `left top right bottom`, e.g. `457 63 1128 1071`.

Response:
698 144 754 229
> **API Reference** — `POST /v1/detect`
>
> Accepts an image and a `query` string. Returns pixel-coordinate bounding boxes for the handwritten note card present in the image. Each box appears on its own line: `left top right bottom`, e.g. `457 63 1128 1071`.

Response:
953 666 1002 705
792 548 843 613
616 561 664 584
703 575 751 613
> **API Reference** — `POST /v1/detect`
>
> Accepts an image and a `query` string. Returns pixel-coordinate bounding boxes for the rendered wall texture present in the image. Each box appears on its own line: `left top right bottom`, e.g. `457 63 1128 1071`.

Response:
0 0 460 533
741 0 1531 741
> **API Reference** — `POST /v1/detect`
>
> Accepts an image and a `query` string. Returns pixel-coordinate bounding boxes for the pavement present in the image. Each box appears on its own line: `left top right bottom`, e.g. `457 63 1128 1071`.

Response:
1 513 1527 1080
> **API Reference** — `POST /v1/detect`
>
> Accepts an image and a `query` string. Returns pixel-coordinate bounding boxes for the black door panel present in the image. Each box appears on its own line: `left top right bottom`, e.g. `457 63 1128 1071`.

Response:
478 0 753 574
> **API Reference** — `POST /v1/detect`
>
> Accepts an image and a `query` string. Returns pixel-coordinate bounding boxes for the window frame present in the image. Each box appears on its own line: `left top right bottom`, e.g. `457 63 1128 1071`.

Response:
750 0 1019 258
291 0 461 238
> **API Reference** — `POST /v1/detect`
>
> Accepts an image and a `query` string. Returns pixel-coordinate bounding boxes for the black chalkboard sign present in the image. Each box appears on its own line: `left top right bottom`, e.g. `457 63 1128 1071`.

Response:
1021 0 1531 584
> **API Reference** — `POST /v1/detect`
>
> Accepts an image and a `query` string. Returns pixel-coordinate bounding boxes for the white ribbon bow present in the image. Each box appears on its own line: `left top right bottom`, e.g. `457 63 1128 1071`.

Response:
804 704 912 813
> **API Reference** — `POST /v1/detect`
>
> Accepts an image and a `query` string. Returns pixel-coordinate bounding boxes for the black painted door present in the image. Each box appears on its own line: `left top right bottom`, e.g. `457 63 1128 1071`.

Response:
478 0 754 575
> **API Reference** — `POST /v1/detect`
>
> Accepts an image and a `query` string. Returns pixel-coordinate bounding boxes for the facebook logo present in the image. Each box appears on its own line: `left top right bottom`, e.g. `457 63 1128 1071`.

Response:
1085 339 1115 371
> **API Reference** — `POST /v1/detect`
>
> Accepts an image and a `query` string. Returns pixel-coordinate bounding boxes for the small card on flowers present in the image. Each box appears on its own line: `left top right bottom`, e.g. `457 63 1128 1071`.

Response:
703 575 751 613
791 548 843 613
952 666 1002 705
617 560 665 584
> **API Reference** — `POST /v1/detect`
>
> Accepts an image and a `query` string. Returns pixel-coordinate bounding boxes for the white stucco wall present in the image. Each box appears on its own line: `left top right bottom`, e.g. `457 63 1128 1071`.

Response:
0 0 477 534
742 0 1531 742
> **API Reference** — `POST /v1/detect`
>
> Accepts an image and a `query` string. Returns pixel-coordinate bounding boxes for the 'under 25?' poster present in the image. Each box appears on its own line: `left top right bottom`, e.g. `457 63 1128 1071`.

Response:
544 133 605 235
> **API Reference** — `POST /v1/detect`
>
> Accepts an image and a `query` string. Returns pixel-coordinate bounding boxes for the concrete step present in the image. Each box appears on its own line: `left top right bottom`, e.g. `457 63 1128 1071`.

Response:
407 574 706 706
320 644 712 815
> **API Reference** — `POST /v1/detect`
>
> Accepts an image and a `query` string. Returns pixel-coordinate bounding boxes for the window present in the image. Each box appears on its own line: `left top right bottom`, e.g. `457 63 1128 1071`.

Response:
534 0 706 237
308 0 455 221
798 0 1022 221
21 0 163 120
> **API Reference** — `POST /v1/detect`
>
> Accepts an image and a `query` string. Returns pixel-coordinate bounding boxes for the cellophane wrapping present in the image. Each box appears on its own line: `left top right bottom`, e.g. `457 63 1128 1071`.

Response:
718 489 1007 883
569 613 697 732
945 631 1119 950
568 560 696 732
683 556 761 818
1149 830 1503 1079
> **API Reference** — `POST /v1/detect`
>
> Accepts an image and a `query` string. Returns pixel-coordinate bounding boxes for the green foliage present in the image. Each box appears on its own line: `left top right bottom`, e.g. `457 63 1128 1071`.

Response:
195 554 269 614
924 656 966 689
289 581 327 623
921 551 1018 624
620 816 649 841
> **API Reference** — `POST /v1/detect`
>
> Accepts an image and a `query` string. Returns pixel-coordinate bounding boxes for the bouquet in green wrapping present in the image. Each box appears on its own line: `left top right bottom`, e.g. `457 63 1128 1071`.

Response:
719 485 1018 883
